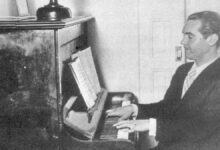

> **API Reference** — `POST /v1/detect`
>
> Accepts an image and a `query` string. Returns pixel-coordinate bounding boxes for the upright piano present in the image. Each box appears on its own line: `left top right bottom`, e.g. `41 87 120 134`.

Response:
61 47 139 150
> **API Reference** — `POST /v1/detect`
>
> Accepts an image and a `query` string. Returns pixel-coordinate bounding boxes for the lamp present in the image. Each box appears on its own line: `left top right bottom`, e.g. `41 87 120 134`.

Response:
36 0 72 21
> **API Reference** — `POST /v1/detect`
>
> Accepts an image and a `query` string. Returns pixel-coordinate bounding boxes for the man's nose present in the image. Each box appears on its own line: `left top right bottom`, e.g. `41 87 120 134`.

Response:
181 37 186 45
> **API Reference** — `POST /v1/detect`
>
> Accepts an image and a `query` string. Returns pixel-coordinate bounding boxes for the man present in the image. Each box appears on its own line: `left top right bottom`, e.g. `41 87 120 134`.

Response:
107 11 220 150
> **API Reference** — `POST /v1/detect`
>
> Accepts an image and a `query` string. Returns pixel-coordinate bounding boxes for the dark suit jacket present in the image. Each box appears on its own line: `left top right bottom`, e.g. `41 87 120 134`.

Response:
137 57 220 150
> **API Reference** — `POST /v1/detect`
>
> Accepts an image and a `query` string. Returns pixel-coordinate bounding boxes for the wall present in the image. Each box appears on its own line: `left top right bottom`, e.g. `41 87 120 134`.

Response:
186 0 220 16
85 0 139 95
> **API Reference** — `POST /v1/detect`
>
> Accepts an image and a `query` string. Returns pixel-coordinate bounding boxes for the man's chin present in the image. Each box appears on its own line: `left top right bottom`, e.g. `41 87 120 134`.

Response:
185 54 194 61
185 56 195 62
185 52 194 60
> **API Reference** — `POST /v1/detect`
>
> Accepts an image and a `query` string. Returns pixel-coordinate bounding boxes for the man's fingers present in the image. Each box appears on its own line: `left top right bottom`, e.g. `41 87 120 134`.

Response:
113 120 132 128
113 121 136 133
116 126 135 133
118 128 130 132
118 114 132 121
106 109 115 116
106 109 113 113
106 109 119 117
115 123 130 129
106 108 125 117
113 120 129 126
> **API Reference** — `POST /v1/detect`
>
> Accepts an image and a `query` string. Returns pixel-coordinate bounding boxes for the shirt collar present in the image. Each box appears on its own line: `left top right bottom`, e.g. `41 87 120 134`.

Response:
192 56 219 76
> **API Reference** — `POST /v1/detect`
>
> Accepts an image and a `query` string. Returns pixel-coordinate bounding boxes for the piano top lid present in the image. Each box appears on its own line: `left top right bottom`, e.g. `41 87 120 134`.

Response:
0 15 94 30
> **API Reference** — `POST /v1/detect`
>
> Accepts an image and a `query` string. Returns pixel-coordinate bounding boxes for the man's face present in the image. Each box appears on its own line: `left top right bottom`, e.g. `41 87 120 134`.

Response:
181 20 210 61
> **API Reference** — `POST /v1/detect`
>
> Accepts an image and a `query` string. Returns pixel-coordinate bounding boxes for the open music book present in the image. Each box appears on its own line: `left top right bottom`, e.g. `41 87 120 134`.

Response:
69 47 101 109
77 47 101 94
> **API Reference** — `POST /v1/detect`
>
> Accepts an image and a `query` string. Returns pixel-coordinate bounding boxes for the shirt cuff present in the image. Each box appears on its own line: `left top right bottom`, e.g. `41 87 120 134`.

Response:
149 118 157 136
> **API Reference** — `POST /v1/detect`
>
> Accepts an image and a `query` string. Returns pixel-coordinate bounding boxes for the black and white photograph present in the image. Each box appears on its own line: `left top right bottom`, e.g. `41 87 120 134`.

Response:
0 0 220 150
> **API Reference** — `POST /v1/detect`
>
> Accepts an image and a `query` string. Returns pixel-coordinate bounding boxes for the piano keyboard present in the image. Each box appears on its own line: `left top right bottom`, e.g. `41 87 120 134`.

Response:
100 116 119 139
99 100 131 140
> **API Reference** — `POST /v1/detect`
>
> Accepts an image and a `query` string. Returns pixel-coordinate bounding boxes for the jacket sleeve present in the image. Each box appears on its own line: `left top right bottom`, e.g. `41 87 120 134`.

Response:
137 65 186 119
157 80 220 145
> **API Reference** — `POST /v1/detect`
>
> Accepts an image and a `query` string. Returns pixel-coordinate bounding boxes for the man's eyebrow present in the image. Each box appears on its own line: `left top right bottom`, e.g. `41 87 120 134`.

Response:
183 32 194 36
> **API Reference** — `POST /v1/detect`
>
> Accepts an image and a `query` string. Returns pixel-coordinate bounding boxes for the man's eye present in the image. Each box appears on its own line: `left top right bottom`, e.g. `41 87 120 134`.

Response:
188 35 193 39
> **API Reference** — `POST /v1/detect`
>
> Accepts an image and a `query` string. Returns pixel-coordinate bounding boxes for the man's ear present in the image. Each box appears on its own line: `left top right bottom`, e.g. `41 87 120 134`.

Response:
206 33 219 46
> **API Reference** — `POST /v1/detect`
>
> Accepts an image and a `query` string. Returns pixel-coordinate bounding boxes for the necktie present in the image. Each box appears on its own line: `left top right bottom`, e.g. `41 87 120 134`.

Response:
182 67 197 97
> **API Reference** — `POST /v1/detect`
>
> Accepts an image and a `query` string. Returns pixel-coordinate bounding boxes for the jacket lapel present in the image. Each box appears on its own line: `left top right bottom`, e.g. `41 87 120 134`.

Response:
181 57 220 102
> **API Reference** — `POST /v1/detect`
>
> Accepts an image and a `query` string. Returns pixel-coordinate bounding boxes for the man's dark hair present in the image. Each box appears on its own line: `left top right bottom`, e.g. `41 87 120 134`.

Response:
188 11 220 47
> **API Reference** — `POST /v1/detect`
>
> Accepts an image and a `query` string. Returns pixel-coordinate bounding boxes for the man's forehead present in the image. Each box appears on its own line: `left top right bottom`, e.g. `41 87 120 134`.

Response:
182 20 202 33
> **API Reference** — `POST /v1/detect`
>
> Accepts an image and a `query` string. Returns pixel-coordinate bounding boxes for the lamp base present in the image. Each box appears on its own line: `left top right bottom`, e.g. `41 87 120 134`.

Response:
37 2 72 21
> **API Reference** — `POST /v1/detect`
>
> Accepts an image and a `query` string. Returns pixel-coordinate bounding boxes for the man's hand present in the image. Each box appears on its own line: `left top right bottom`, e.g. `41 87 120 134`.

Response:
106 105 135 121
113 120 150 133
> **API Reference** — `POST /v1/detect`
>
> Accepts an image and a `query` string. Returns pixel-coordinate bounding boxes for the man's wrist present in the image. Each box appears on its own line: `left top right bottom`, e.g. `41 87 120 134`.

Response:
131 104 138 117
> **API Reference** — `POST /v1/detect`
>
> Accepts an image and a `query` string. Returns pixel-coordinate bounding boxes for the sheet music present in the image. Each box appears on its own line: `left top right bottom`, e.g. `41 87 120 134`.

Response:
69 57 97 109
78 47 101 94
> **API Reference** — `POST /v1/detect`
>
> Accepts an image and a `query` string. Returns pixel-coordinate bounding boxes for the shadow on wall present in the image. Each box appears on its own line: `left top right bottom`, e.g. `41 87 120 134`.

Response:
87 19 106 89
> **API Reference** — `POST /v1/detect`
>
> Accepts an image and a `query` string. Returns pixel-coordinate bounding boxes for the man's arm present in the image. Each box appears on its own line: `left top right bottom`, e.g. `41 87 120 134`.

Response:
137 65 185 119
106 64 187 120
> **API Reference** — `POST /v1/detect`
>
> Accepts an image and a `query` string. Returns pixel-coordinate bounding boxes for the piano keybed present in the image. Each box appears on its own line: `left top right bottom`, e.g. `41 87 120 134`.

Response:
96 98 131 140
100 116 119 139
